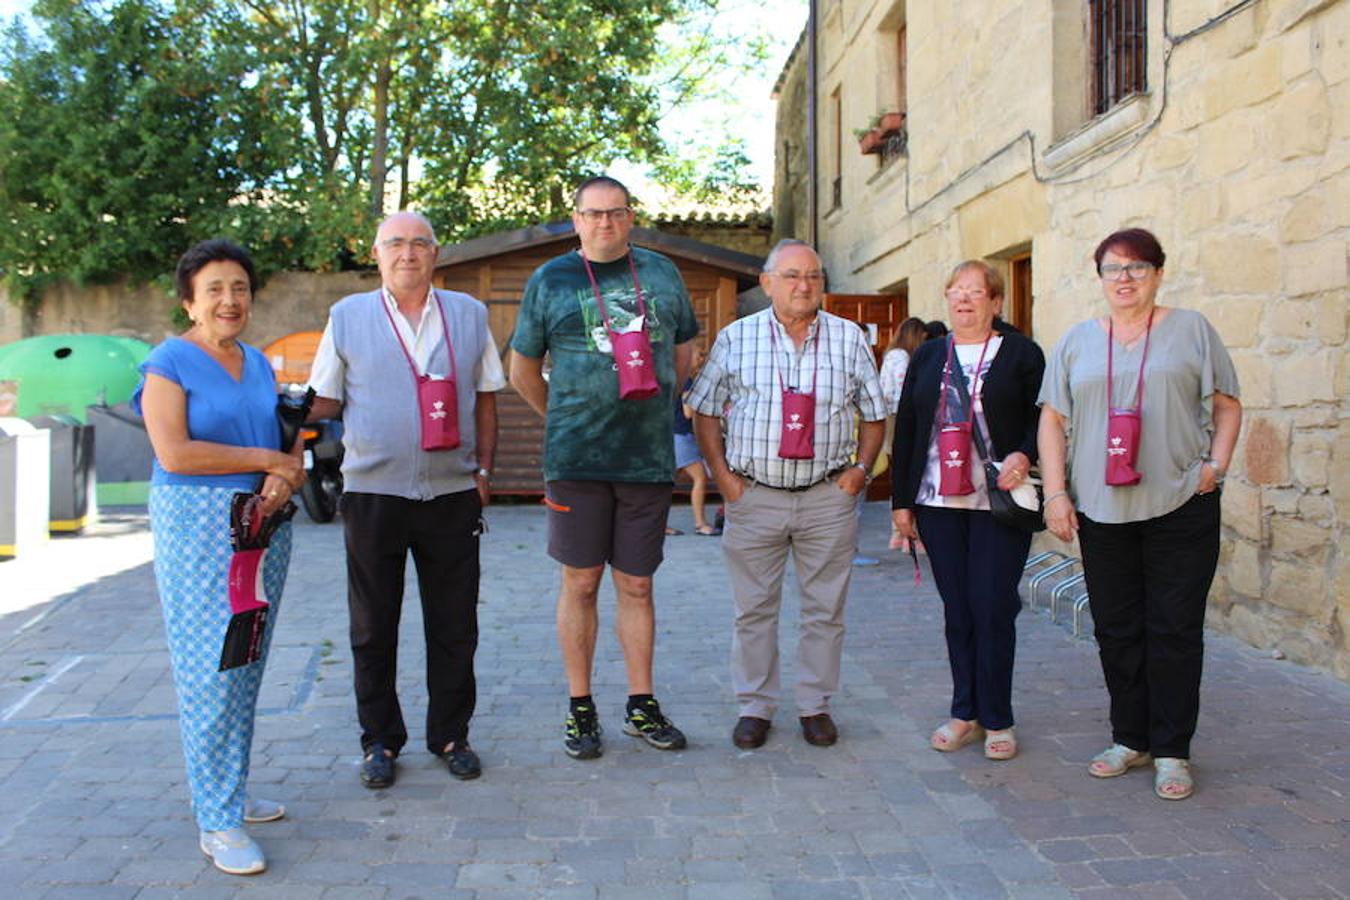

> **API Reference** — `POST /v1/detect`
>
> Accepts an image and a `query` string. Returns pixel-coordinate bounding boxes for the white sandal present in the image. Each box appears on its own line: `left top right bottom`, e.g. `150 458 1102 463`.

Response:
1088 743 1152 778
930 719 985 752
1154 757 1194 800
984 728 1017 760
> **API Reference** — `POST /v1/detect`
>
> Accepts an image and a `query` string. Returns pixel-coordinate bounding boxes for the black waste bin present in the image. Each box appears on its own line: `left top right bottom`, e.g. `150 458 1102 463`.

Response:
86 403 154 507
29 413 96 532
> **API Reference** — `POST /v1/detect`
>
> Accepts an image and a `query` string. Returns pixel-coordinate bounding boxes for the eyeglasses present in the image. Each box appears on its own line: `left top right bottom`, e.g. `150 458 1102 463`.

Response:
944 288 989 300
576 207 632 223
1099 261 1156 280
770 270 825 285
379 237 437 254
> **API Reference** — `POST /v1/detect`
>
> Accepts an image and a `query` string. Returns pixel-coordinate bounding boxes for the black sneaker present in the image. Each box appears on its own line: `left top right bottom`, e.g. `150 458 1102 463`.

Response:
564 703 603 760
623 698 687 750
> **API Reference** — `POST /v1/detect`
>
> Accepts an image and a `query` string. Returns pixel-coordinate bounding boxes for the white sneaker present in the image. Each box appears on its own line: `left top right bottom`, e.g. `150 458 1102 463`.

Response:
243 797 286 824
199 827 266 875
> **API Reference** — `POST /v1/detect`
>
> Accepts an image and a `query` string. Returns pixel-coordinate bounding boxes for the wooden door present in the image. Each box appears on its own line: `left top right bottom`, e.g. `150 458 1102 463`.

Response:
822 292 906 501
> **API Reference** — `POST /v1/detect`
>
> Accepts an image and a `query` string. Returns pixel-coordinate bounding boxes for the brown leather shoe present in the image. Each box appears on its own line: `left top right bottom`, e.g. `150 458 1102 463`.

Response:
732 716 771 749
799 713 838 747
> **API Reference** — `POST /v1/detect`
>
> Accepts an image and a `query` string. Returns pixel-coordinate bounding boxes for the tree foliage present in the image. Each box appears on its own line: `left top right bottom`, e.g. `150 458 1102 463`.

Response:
0 0 306 298
0 0 763 299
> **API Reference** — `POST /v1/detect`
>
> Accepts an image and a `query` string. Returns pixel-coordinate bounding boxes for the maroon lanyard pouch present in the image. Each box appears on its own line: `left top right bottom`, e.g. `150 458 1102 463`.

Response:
935 335 991 496
582 252 660 401
1104 311 1153 486
384 295 461 451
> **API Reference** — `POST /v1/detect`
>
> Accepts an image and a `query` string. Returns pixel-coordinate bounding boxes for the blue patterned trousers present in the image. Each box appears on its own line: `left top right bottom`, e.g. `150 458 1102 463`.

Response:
150 485 291 831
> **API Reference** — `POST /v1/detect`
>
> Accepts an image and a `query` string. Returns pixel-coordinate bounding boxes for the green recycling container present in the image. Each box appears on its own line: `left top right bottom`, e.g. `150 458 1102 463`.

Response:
0 334 151 423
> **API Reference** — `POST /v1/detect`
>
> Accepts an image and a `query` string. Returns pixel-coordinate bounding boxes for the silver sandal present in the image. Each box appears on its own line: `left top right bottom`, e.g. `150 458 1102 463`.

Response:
1088 743 1152 778
1154 757 1194 800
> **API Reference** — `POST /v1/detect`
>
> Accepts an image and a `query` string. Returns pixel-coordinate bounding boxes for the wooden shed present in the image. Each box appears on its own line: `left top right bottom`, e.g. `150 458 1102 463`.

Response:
433 223 764 494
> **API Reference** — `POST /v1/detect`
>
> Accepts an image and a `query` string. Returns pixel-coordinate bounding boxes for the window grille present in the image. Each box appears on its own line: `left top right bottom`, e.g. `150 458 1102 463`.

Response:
1090 0 1147 114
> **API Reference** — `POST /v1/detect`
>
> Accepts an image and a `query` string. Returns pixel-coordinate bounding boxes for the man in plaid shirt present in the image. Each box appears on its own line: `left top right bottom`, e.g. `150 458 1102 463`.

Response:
687 239 887 750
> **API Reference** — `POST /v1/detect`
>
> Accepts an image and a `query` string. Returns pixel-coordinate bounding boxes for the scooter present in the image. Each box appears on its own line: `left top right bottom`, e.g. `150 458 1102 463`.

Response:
278 386 344 524
299 417 344 523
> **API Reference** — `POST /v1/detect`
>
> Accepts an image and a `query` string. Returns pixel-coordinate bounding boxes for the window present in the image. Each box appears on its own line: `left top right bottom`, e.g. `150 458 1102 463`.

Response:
1091 0 1147 114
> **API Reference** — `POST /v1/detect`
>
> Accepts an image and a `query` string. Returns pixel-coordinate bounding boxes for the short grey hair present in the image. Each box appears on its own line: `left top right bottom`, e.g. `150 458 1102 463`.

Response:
763 238 818 273
375 211 439 246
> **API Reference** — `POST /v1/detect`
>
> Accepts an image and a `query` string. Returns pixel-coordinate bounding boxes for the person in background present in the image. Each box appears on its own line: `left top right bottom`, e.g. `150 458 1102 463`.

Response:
136 239 305 875
1038 228 1241 801
924 320 949 341
671 346 719 536
879 317 928 550
892 260 1045 763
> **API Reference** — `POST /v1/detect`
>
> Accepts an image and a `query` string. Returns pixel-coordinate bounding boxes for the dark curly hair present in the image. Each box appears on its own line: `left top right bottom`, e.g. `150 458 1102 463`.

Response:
175 239 259 301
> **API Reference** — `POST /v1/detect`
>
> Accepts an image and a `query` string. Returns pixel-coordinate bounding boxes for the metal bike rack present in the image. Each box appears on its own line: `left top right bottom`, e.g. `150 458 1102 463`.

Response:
1049 573 1087 623
1072 590 1094 638
1020 552 1067 607
1023 550 1065 570
1027 558 1080 612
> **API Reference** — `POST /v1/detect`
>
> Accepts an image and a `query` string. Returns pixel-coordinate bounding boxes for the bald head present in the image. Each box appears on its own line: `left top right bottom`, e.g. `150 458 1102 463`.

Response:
373 212 439 302
375 211 438 247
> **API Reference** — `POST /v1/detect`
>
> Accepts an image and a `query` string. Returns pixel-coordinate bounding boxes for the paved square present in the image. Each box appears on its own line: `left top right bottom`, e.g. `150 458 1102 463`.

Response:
0 502 1346 897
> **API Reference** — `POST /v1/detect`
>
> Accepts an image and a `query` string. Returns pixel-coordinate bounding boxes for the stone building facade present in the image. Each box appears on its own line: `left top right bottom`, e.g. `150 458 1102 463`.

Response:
774 0 1349 676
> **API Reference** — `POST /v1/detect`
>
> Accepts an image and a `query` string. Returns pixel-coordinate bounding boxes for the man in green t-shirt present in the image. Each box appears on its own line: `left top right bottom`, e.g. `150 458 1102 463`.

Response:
510 175 700 761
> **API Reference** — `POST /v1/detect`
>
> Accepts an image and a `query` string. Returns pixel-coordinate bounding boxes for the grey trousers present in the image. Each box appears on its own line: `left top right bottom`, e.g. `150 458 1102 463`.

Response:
722 479 859 719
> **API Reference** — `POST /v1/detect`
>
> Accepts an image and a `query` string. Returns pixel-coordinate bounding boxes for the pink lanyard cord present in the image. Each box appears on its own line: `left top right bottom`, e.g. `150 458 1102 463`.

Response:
768 313 824 395
381 293 458 384
937 333 992 426
1106 308 1154 413
580 250 647 334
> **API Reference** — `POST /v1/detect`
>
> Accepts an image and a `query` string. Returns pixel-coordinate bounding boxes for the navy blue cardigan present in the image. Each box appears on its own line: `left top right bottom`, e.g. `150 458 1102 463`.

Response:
891 333 1046 510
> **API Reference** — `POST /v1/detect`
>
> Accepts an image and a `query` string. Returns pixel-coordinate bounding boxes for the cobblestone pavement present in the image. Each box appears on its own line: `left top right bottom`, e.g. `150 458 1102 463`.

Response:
1 500 1347 899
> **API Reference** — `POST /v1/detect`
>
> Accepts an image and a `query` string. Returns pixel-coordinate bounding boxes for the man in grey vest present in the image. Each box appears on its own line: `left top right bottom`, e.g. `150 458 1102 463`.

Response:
308 211 505 788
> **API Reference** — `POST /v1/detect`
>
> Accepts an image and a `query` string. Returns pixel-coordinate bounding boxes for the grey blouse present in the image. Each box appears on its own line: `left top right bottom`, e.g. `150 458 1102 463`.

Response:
1038 308 1239 524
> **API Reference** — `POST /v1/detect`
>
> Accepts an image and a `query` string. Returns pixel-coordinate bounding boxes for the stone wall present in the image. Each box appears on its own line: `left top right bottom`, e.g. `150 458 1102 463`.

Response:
0 271 379 351
782 0 1350 677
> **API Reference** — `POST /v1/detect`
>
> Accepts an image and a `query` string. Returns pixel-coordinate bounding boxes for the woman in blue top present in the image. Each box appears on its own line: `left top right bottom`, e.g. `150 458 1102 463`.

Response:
134 239 304 875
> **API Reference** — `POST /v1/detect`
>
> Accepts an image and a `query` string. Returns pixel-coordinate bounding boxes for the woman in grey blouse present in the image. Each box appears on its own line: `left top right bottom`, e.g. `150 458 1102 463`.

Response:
1038 228 1241 802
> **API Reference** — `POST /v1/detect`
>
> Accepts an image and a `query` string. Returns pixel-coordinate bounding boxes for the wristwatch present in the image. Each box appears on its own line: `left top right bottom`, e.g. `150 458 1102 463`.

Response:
1203 457 1225 483
853 462 873 485
475 467 491 480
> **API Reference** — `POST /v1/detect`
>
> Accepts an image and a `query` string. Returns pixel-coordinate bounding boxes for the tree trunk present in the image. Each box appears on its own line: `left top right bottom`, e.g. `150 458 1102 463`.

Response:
367 0 389 217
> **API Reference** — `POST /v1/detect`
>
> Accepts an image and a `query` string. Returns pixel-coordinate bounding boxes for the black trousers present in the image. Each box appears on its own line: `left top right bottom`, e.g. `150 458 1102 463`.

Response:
915 506 1031 731
1077 491 1220 759
342 489 481 756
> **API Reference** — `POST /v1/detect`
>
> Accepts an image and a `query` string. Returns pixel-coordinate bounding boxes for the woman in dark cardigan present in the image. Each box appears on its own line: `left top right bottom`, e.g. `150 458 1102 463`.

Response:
892 260 1045 760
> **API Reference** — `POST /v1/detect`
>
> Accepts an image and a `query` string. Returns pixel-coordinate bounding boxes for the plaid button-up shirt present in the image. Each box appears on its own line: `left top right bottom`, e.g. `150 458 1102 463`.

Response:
688 308 887 489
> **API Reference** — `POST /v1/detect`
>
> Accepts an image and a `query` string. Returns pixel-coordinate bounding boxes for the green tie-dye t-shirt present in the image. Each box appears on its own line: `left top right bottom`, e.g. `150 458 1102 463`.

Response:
511 247 699 483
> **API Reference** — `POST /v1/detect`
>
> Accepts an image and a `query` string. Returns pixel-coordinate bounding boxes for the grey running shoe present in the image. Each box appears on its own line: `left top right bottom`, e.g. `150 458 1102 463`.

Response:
623 697 688 750
564 703 604 759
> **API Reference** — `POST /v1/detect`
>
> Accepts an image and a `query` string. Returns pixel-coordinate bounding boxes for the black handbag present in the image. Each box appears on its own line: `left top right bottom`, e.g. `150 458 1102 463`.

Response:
950 351 1046 533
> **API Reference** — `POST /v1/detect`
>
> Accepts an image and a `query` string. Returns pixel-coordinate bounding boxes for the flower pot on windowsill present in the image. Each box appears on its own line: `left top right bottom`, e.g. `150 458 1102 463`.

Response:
859 128 885 155
878 111 906 133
